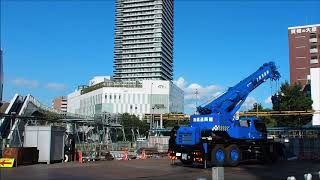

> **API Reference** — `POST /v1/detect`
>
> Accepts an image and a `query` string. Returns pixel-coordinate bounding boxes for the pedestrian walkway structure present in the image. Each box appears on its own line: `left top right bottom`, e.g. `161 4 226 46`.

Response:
0 94 110 147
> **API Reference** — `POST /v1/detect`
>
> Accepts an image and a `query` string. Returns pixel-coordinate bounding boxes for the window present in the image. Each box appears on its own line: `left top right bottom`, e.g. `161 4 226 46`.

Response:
254 120 267 133
239 120 250 127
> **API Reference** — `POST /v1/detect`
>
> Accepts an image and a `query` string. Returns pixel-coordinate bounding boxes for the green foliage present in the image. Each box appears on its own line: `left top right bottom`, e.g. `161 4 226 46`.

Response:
273 82 313 111
272 82 313 127
116 113 149 142
163 120 190 128
249 103 264 112
81 82 104 95
246 82 313 127
247 103 276 128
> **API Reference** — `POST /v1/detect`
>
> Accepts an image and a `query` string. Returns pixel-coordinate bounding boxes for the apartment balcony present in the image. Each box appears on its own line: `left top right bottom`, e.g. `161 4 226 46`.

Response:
310 59 319 64
310 38 318 43
310 48 318 54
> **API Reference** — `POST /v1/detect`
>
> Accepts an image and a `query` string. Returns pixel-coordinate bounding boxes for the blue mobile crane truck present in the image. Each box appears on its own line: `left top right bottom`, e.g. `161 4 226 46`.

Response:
168 62 285 167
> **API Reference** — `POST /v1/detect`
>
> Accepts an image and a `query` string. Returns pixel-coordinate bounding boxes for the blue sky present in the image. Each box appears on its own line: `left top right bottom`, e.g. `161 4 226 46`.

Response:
1 0 320 114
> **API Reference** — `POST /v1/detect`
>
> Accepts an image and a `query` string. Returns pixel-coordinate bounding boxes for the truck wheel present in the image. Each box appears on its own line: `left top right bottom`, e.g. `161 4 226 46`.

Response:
225 144 241 166
260 147 277 164
269 151 279 163
211 145 226 166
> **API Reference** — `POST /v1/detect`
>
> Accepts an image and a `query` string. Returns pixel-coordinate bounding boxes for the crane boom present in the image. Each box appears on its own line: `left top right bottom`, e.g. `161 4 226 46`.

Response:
198 62 280 118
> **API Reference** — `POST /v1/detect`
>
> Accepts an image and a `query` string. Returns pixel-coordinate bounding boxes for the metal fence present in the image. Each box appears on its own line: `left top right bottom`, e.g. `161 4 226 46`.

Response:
288 138 320 160
268 127 320 160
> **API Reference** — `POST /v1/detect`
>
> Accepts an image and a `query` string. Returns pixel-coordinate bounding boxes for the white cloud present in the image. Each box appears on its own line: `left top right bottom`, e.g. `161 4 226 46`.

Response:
173 77 186 90
44 83 66 91
174 77 223 101
185 103 196 109
241 96 257 111
11 78 39 88
174 76 224 113
265 96 272 104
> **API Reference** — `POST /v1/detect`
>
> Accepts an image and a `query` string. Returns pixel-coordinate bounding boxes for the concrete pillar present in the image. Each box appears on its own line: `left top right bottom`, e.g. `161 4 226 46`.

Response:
212 167 224 180
304 173 312 180
287 176 296 180
160 114 163 129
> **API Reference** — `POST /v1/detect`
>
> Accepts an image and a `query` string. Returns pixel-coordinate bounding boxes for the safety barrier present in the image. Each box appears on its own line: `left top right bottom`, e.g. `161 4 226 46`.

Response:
287 171 320 180
288 138 320 160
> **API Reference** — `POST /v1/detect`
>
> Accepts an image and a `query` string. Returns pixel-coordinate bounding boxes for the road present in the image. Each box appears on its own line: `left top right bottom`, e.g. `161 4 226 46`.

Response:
0 159 319 180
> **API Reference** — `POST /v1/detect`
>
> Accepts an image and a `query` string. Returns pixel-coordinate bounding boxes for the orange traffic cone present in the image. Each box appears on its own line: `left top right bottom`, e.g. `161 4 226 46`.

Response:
78 151 83 163
123 150 128 161
141 149 146 160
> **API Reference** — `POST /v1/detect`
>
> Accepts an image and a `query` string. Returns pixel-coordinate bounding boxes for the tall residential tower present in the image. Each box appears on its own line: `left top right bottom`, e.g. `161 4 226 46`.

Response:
289 24 320 86
113 0 174 81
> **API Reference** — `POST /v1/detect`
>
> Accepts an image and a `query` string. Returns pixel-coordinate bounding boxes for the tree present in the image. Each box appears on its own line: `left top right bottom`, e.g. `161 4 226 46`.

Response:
116 113 149 142
163 119 190 128
248 103 276 128
249 103 263 112
272 82 313 127
272 82 313 111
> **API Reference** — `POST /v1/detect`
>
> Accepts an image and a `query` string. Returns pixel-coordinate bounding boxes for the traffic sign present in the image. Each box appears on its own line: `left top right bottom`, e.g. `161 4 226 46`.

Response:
0 158 15 168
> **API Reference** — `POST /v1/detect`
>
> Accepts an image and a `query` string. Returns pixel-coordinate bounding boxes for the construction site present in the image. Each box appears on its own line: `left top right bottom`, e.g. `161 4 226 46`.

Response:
1 0 320 179
0 90 320 180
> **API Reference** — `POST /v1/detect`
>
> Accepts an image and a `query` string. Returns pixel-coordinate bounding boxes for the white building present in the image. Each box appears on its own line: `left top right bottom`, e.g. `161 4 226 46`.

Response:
67 78 184 118
311 68 320 126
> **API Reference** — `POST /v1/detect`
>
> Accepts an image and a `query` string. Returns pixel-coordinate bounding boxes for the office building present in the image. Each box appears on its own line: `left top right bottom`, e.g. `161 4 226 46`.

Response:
288 24 320 86
113 0 174 81
67 77 184 118
52 96 68 112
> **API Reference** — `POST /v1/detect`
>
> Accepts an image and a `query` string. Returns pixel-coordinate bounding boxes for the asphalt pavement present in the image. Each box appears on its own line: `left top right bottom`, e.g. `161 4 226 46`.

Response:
0 159 319 180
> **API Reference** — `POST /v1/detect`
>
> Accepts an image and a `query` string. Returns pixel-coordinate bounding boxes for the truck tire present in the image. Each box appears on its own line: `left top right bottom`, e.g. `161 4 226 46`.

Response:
225 144 241 167
260 146 277 164
211 145 226 167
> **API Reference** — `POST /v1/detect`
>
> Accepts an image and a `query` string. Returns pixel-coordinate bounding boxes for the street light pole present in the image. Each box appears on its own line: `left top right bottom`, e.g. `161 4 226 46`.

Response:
150 83 154 130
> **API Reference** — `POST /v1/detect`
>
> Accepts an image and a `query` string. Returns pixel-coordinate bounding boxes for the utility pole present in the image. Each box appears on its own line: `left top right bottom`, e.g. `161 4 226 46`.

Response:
256 103 259 117
150 83 153 130
195 89 199 113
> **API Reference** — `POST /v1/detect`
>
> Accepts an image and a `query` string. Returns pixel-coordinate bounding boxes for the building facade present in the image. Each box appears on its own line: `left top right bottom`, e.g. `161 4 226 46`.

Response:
52 96 68 112
67 78 183 118
289 24 320 86
311 68 320 126
113 0 174 81
0 49 3 103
